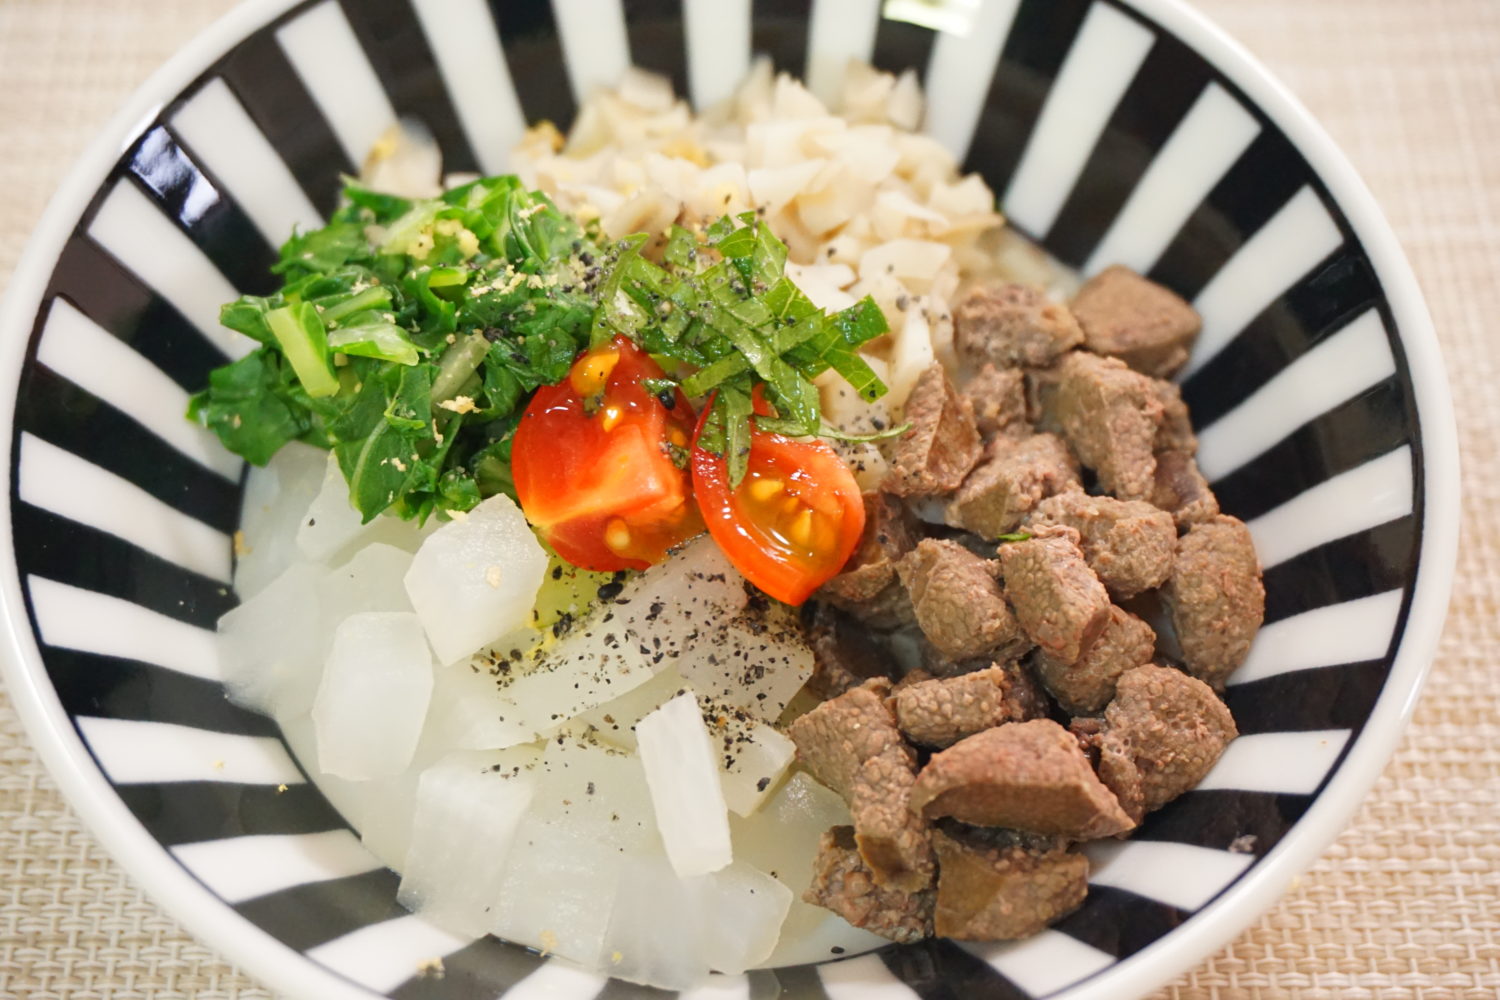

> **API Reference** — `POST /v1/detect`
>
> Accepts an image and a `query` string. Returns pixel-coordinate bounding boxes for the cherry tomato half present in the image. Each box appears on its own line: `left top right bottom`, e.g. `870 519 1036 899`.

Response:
512 336 702 571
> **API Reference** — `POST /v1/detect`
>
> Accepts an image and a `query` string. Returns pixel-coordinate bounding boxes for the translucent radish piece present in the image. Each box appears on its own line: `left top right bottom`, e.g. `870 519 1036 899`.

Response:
759 908 890 968
530 731 658 851
637 693 732 877
219 562 322 720
698 861 793 974
571 667 689 750
403 494 548 665
296 453 376 562
312 612 434 780
277 713 365 829
677 603 814 724
236 441 327 598
318 543 415 652
420 660 538 752
397 745 543 937
488 818 626 967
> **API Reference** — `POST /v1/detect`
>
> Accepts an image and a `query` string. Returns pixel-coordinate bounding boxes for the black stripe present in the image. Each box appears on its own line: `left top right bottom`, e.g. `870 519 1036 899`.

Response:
115 780 348 846
882 939 1029 1000
1225 659 1388 736
125 127 278 296
1053 885 1187 960
16 361 241 535
1043 33 1210 265
1181 247 1382 429
215 26 353 218
1145 127 1308 302
596 977 676 999
1209 381 1412 525
389 936 547 1000
964 0 1094 221
489 1 576 129
871 11 940 79
772 962 833 999
751 0 813 78
339 0 481 175
747 969 784 999
235 867 408 952
1261 516 1416 626
1132 789 1312 856
625 0 690 104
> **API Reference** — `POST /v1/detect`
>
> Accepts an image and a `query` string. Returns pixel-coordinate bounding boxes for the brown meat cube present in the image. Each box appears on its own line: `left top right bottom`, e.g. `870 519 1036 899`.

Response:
894 662 1045 748
1024 365 1065 432
954 283 1084 369
805 826 935 943
1034 605 1155 714
788 679 903 799
885 363 982 497
804 603 893 700
1152 451 1220 528
852 745 935 891
1101 664 1238 812
1163 516 1265 687
1095 736 1147 825
947 434 1081 539
963 363 1030 441
932 827 1088 940
898 539 1029 661
1070 265 1201 379
817 492 919 626
1051 352 1163 501
910 719 1134 838
1153 379 1197 453
1030 492 1175 599
998 526 1112 665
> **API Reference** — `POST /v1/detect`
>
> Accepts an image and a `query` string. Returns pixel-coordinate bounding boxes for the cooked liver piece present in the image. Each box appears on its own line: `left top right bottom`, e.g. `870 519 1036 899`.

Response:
1153 379 1198 453
1070 265 1201 379
1050 352 1164 501
1163 516 1265 687
1152 451 1221 528
817 491 920 626
788 678 904 799
932 826 1088 940
852 745 936 891
998 525 1112 665
885 363 983 497
804 603 893 700
805 826 935 943
894 662 1046 748
1035 604 1155 714
910 719 1134 838
947 434 1082 539
1031 492 1176 599
898 539 1029 661
963 363 1030 441
1101 664 1238 813
954 283 1084 369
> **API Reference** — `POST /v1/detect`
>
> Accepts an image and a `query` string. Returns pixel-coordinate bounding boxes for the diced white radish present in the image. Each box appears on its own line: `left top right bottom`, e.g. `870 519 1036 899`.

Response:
529 731 658 850
719 725 795 817
236 441 327 597
421 660 539 752
219 563 322 720
760 909 890 968
403 494 548 665
311 612 434 780
296 454 377 562
571 667 688 749
277 712 365 829
637 693 732 877
489 819 626 967
678 603 814 724
396 745 542 937
318 543 415 647
699 861 793 974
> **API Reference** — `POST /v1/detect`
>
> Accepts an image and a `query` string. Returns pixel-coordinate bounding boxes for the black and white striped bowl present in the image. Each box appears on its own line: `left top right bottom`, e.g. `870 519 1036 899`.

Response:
0 0 1459 998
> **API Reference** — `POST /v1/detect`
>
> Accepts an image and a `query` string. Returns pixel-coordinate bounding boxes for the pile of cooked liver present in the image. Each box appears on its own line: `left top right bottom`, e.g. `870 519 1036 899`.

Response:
793 266 1263 943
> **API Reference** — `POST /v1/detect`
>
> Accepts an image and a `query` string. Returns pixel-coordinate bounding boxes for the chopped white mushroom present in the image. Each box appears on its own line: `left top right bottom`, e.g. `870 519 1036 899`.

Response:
636 692 732 877
312 612 434 780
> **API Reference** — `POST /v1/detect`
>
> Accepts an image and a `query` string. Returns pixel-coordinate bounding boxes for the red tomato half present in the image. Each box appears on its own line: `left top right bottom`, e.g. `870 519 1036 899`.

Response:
690 402 866 605
512 336 702 571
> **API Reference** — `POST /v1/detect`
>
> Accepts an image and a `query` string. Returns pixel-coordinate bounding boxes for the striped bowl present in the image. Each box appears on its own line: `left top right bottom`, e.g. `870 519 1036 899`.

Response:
0 1 1459 998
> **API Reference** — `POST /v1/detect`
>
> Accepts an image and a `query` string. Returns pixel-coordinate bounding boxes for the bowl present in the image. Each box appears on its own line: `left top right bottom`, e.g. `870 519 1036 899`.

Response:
0 0 1459 998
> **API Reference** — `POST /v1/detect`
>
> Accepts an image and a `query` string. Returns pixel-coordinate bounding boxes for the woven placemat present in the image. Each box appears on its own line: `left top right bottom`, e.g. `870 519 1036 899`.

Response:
1 1 1496 997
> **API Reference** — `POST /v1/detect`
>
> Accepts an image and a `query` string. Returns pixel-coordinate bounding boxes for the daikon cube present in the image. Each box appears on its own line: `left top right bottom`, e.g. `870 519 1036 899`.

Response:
296 454 376 562
420 660 538 752
489 819 627 967
312 612 434 780
678 603 814 724
236 441 327 597
637 693 732 877
219 562 321 720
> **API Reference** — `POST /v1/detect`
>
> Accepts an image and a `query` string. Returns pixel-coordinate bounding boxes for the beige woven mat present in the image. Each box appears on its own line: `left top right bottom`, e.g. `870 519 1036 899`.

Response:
1 0 1496 997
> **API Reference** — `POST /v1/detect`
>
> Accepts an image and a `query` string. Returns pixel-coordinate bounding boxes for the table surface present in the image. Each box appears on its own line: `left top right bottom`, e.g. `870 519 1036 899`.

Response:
1 1 1496 997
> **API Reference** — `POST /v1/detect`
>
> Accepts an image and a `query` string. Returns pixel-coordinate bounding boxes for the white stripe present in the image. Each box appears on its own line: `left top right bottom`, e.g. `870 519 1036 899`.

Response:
1230 590 1404 687
1246 446 1412 570
18 433 231 583
27 576 220 681
962 930 1116 998
37 298 242 483
306 914 474 995
1183 186 1344 376
1197 730 1352 796
411 0 526 176
805 0 883 107
1084 83 1260 276
1086 839 1255 912
922 0 1022 161
1197 310 1395 482
170 77 323 246
681 974 751 1000
87 181 252 359
1003 4 1155 238
683 0 751 110
502 959 607 999
171 830 382 904
820 953 920 999
550 0 631 102
75 716 304 786
276 1 399 167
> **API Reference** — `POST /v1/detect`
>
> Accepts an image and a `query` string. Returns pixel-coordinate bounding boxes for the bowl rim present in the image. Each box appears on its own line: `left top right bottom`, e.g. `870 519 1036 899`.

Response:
0 1 1461 998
